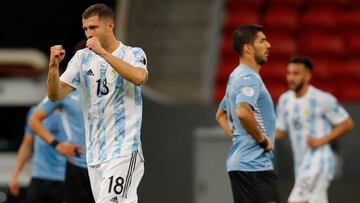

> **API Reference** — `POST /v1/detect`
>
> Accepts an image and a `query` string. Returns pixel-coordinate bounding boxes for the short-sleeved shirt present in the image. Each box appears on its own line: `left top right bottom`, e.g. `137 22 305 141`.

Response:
25 106 67 181
276 85 349 180
219 64 276 172
60 42 147 166
39 89 86 168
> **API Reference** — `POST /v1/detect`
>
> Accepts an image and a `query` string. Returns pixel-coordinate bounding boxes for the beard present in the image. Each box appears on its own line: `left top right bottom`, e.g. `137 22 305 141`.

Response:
291 80 305 93
254 52 267 65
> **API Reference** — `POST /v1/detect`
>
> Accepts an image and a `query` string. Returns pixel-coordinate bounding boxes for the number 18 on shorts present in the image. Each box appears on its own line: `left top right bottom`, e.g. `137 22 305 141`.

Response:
88 152 144 203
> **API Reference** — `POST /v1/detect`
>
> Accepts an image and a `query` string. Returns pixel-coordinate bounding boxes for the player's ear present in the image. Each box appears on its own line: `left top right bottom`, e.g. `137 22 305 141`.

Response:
305 70 312 82
107 20 115 30
244 44 253 55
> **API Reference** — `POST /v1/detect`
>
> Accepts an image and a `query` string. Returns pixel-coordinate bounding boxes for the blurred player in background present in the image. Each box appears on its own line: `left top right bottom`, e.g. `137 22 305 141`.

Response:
46 3 148 203
276 55 354 203
215 24 279 203
29 89 95 203
8 106 66 203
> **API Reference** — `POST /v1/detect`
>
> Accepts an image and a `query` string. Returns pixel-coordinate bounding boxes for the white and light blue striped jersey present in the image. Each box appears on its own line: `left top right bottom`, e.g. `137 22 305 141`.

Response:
60 42 147 166
25 106 67 181
219 64 276 172
39 90 87 168
276 85 349 180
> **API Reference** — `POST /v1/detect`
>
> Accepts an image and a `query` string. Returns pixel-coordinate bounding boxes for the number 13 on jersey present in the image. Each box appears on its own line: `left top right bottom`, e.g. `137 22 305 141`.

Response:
96 78 109 96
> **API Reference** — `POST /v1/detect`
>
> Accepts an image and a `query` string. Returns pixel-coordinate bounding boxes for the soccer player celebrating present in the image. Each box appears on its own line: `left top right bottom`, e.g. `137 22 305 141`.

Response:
215 24 279 203
46 3 148 203
276 55 354 203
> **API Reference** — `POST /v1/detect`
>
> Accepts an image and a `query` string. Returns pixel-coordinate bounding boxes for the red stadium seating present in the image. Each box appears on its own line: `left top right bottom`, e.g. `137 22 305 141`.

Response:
266 32 297 58
300 6 339 31
226 0 264 12
267 0 305 7
264 6 299 33
261 59 288 82
224 7 260 33
344 31 360 56
306 0 354 8
266 82 288 101
300 32 346 58
214 0 360 102
338 8 360 30
337 81 360 102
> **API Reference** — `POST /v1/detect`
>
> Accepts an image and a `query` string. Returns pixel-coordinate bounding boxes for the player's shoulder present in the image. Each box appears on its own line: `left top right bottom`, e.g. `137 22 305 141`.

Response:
73 48 93 58
120 42 146 55
232 68 259 83
277 90 293 107
278 90 293 101
131 47 146 57
311 86 336 102
26 105 37 119
311 86 338 107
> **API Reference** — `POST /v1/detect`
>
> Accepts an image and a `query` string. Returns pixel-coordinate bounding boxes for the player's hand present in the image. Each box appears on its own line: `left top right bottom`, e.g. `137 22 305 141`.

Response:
49 45 66 67
55 143 82 157
307 136 325 149
86 37 106 56
265 136 273 152
9 178 20 197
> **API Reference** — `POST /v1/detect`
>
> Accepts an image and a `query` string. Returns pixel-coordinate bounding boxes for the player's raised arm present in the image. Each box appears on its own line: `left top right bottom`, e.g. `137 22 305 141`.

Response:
47 45 74 101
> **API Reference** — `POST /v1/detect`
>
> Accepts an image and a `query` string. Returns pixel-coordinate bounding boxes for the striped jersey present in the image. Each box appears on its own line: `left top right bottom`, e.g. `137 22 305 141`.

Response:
39 90 87 168
219 64 276 172
276 85 349 180
60 42 147 166
25 106 66 181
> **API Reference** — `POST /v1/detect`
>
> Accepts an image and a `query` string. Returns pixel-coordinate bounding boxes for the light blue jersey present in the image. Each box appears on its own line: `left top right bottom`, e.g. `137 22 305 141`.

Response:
25 106 67 181
276 86 349 180
39 90 86 168
219 64 276 172
60 42 147 165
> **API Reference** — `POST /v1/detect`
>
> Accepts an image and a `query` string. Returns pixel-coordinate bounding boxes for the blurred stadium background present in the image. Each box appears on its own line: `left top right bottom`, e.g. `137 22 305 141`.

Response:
0 0 359 202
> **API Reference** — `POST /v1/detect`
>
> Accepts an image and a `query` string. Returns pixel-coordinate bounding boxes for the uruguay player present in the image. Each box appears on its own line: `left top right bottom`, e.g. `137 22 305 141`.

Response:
9 106 66 203
29 89 94 203
276 55 354 203
215 24 279 203
46 3 148 203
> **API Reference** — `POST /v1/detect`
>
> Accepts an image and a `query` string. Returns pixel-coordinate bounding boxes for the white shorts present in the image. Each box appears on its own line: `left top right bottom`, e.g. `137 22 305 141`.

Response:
288 173 329 203
88 152 144 203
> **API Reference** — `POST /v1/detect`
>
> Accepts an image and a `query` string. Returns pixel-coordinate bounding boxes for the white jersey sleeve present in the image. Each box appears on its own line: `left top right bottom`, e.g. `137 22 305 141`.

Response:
276 93 288 131
321 93 349 125
60 51 81 89
131 47 147 71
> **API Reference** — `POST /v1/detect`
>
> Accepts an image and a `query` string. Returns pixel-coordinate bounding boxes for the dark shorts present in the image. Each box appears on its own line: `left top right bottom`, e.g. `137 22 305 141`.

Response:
228 170 280 203
64 161 95 203
26 177 65 203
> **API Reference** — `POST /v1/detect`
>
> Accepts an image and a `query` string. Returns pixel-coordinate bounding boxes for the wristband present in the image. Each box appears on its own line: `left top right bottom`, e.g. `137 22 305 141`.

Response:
49 139 59 148
259 138 268 149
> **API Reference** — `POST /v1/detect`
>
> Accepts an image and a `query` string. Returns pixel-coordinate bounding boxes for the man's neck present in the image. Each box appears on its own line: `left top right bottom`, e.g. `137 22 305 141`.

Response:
295 84 310 98
103 35 119 53
239 57 260 73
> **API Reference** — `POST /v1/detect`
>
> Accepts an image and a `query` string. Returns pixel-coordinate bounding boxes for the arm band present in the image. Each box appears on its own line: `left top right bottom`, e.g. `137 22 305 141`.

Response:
49 139 59 148
259 138 268 149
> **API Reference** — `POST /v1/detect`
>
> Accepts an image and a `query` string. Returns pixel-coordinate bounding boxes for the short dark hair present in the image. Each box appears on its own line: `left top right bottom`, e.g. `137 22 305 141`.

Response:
288 55 313 71
232 24 263 56
82 3 115 21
